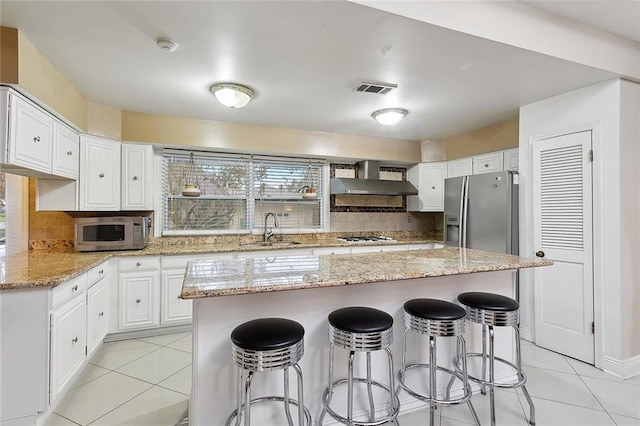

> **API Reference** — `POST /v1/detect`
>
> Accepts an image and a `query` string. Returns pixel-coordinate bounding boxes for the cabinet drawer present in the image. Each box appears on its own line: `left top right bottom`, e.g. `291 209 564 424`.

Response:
51 274 88 309
87 262 108 286
161 253 235 269
473 152 504 174
119 256 160 272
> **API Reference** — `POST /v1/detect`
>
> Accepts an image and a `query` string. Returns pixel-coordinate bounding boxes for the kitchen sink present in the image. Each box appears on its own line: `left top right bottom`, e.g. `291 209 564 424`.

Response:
239 241 302 248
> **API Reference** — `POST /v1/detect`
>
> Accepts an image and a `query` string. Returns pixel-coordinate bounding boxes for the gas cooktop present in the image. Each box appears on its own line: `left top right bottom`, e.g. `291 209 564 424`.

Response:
336 236 396 243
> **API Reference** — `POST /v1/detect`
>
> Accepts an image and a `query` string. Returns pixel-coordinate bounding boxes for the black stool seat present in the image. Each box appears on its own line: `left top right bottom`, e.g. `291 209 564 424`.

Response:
404 298 466 321
231 318 304 351
458 292 519 312
328 306 393 333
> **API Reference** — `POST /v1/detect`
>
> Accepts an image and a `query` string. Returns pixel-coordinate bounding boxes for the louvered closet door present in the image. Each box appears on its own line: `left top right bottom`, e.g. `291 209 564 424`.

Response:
533 131 593 363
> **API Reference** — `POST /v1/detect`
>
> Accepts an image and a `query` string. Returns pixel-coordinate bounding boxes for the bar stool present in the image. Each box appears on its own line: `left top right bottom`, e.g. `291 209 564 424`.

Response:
319 306 400 426
456 292 535 426
398 298 480 426
226 318 311 426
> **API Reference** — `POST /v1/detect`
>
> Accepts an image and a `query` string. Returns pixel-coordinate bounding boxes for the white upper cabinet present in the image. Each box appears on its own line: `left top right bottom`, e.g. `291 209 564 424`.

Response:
472 151 504 174
407 162 447 212
1 88 80 179
79 135 121 211
447 157 473 178
1 89 53 176
121 143 154 210
503 147 519 171
52 122 80 179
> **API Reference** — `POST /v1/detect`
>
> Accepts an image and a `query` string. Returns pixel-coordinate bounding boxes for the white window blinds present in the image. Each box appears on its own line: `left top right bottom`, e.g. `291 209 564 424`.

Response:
253 158 323 230
162 151 325 235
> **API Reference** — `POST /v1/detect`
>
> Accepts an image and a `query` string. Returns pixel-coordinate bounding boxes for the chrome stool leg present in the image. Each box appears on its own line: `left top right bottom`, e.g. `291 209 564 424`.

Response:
320 307 398 426
457 292 535 426
399 299 479 426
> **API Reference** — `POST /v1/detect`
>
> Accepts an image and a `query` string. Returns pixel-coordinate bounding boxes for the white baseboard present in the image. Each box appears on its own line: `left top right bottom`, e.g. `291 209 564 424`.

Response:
519 326 534 343
104 324 192 342
602 354 640 379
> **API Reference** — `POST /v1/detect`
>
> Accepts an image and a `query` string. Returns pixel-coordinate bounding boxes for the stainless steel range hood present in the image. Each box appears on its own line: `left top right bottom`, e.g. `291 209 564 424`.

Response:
330 160 418 196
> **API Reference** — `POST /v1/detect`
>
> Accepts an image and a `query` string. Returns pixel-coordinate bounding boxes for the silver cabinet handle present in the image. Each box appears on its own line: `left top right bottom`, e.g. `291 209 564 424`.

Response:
99 173 105 178
133 176 138 181
72 285 78 291
98 312 104 317
136 262 141 267
431 186 436 190
99 269 104 275
177 295 181 299
136 299 141 303
484 163 489 167
34 136 40 142
72 337 78 344
67 151 73 156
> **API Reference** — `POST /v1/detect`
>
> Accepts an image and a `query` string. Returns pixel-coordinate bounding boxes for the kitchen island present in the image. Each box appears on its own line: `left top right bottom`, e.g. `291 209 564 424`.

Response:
182 246 551 425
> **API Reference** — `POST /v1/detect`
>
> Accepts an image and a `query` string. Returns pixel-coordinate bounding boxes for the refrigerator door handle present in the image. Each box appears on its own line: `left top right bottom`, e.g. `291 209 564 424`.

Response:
461 176 469 249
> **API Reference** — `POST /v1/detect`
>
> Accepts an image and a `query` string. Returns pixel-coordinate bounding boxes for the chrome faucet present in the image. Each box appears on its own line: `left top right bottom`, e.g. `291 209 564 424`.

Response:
263 212 279 242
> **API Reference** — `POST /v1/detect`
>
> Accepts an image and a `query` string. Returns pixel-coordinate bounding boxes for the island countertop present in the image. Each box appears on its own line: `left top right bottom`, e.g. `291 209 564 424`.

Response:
181 247 552 299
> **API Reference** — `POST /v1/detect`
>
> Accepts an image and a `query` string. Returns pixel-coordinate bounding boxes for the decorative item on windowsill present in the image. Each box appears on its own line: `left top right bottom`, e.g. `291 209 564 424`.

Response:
182 152 201 197
298 161 317 199
298 185 317 200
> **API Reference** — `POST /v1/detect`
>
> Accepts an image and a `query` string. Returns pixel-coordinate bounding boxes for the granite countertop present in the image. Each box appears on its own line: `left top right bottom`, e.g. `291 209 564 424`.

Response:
0 236 441 290
181 247 553 299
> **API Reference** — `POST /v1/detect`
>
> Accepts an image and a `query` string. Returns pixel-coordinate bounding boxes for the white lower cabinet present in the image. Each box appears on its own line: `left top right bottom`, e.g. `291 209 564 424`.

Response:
161 270 192 326
119 271 160 331
50 295 86 403
86 279 109 356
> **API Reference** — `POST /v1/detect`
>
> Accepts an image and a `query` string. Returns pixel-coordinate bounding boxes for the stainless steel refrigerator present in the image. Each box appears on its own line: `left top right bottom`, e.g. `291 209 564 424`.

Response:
444 170 519 255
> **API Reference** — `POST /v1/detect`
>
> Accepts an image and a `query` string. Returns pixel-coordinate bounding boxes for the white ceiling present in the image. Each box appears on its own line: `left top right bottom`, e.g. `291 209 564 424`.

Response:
0 1 625 141
520 0 640 42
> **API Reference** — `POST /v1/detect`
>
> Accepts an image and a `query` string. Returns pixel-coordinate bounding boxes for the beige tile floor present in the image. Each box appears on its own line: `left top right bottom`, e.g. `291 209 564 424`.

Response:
44 334 640 425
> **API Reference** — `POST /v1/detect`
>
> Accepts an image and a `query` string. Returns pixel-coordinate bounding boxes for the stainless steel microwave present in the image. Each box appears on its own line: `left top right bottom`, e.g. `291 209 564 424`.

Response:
74 216 150 252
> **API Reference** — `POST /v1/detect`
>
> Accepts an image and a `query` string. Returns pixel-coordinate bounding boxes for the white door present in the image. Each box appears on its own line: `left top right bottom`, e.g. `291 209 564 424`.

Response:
532 130 594 363
161 270 193 326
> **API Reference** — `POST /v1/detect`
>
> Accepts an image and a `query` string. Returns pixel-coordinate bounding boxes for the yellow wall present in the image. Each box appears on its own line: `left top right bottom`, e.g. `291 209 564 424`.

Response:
0 27 19 84
17 31 87 131
122 111 421 164
445 117 518 160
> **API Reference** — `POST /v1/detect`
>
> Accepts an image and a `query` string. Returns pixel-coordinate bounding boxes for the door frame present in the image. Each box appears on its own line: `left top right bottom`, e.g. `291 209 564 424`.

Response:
527 120 604 368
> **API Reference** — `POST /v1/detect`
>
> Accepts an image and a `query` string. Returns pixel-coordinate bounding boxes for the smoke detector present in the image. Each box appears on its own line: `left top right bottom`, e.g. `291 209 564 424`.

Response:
354 81 397 95
157 38 177 52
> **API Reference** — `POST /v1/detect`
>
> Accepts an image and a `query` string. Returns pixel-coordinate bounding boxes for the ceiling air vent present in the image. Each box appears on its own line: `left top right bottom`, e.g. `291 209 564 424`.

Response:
354 81 397 95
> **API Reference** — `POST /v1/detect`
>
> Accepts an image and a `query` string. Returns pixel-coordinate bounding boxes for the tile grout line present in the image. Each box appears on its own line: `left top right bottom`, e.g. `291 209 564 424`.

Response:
84 383 154 426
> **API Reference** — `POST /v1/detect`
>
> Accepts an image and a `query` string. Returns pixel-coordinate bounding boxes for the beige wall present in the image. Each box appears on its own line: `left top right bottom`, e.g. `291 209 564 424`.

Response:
17 32 87 131
0 27 19 84
87 101 122 139
445 117 518 160
122 111 421 163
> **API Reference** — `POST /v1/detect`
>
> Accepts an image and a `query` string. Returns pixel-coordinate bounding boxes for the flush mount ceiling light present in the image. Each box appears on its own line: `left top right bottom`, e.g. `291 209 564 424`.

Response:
371 108 409 126
209 83 255 108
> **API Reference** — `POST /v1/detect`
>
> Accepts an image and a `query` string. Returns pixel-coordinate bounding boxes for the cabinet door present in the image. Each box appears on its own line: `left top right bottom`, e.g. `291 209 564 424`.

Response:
473 152 504 174
122 144 154 210
161 270 193 326
50 295 86 403
80 136 121 210
447 158 473 178
407 162 447 212
87 279 109 356
503 147 519 171
10 96 53 174
52 122 79 179
119 271 160 331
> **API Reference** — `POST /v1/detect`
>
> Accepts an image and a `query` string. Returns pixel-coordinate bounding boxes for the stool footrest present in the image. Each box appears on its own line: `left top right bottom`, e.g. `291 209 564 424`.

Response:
225 396 312 426
321 378 400 426
454 353 528 389
398 363 473 406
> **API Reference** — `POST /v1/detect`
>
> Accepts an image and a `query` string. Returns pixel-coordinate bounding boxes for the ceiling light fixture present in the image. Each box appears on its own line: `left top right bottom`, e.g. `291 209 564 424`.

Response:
371 108 409 126
209 83 255 108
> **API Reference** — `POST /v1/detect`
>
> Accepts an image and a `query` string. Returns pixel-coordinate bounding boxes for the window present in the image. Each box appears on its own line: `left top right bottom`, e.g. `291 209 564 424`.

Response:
162 151 326 235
